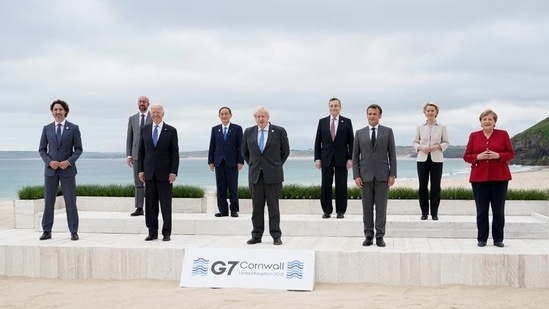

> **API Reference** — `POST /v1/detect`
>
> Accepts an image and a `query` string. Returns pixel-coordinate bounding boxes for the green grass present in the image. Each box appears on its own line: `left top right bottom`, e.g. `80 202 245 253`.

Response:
18 184 548 200
233 185 548 200
17 184 205 200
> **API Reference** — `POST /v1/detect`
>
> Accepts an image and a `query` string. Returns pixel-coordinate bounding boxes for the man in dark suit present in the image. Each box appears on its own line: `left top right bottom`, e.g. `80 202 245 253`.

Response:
208 106 244 218
352 104 397 247
38 99 83 241
126 95 152 216
241 106 290 246
314 98 354 219
138 104 179 242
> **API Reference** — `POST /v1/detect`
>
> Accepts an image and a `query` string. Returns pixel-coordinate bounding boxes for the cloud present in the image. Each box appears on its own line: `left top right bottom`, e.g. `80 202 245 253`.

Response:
1 0 547 151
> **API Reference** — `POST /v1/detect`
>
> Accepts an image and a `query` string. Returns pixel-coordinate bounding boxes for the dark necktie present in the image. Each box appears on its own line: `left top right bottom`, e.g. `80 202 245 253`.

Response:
140 114 145 128
56 124 62 144
259 129 265 153
371 127 376 147
330 118 336 141
153 125 159 147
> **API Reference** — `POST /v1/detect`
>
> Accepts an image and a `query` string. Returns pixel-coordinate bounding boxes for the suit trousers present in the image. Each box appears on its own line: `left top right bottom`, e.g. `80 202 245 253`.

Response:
417 154 443 217
214 160 240 213
320 162 348 214
132 159 145 209
144 178 173 237
472 181 508 243
360 179 388 238
250 173 282 239
42 173 79 234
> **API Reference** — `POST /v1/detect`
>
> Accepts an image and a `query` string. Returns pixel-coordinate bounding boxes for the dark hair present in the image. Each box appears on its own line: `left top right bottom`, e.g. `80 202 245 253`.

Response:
367 104 382 115
50 99 69 116
328 97 341 106
218 106 232 114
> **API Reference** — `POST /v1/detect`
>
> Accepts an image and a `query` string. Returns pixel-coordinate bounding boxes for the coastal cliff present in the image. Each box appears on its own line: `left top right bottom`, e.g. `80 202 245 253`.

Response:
511 117 549 166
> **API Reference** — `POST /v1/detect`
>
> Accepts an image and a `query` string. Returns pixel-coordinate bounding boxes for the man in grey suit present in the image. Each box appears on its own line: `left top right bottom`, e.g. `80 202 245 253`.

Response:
352 104 397 247
38 99 83 241
126 95 152 216
241 106 290 246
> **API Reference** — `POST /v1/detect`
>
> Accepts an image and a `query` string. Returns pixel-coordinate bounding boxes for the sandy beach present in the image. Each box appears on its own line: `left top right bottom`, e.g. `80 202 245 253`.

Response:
393 166 549 190
1 277 548 309
0 167 548 308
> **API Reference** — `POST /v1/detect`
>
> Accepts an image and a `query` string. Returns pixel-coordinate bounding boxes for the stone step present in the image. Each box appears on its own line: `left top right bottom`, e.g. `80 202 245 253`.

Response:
1 228 548 288
60 197 549 216
43 211 549 239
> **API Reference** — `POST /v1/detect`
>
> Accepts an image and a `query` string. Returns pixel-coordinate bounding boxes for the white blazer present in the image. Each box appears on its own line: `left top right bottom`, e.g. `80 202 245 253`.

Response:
412 122 449 162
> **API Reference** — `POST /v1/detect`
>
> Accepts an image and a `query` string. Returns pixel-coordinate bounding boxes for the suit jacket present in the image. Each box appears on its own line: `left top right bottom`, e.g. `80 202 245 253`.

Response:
314 115 354 167
242 123 290 184
126 111 152 160
208 123 244 167
39 121 83 177
412 122 449 162
138 122 179 181
352 125 397 181
463 129 514 182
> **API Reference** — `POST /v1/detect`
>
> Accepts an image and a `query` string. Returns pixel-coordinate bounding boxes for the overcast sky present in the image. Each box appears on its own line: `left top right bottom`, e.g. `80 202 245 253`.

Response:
1 0 548 152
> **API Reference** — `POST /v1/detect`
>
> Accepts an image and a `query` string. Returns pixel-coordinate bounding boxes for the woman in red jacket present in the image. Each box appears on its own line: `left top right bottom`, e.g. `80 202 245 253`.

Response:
463 109 514 248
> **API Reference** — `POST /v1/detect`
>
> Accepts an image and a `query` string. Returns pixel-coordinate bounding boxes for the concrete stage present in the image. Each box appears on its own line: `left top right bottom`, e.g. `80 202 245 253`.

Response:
1 196 548 288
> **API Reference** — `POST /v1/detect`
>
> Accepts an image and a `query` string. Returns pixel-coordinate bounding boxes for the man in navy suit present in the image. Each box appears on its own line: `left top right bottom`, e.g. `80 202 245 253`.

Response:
314 98 354 219
126 95 152 216
352 104 397 247
242 106 290 245
208 106 244 217
38 99 83 241
138 104 179 242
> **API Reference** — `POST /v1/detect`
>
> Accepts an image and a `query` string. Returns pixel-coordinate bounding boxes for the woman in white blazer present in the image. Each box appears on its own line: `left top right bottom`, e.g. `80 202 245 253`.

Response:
413 102 450 220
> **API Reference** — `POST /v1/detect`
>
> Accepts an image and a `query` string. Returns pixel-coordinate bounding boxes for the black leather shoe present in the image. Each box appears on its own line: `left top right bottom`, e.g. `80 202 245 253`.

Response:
494 242 504 248
322 213 331 219
477 241 487 247
336 213 344 219
39 232 51 240
273 238 282 245
432 216 439 221
230 211 239 218
162 236 171 242
130 208 144 216
362 237 373 246
376 237 386 247
145 235 158 241
70 233 79 241
215 212 229 217
420 215 428 220
247 238 262 245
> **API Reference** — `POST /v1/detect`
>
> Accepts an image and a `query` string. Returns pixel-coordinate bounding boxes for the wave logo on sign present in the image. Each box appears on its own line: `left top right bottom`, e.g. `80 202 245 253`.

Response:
286 260 304 279
191 258 209 277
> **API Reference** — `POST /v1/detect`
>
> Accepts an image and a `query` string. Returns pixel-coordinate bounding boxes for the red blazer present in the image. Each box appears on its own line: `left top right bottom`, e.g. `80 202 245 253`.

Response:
463 129 514 182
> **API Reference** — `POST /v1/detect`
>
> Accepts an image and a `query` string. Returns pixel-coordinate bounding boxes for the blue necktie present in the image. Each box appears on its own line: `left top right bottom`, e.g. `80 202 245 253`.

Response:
56 124 62 144
371 127 376 147
223 126 228 141
259 129 265 153
153 125 159 147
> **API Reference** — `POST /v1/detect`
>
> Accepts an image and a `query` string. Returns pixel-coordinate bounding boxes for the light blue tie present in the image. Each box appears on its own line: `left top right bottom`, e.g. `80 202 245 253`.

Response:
259 129 265 153
223 127 228 141
153 125 159 147
56 124 62 144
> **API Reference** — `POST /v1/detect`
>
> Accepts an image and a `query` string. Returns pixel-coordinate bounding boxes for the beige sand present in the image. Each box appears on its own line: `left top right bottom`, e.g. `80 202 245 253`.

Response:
394 166 549 190
0 168 548 308
0 277 548 309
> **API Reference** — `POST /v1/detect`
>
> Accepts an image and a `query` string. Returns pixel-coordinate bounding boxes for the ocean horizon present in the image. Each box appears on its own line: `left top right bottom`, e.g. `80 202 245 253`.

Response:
0 156 532 200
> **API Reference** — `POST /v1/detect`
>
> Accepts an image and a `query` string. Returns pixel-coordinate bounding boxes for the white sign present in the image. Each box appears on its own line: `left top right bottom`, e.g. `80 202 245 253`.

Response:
180 248 315 291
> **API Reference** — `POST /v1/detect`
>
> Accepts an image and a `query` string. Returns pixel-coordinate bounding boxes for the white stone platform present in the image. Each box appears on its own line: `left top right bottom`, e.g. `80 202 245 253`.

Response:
1 197 548 288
